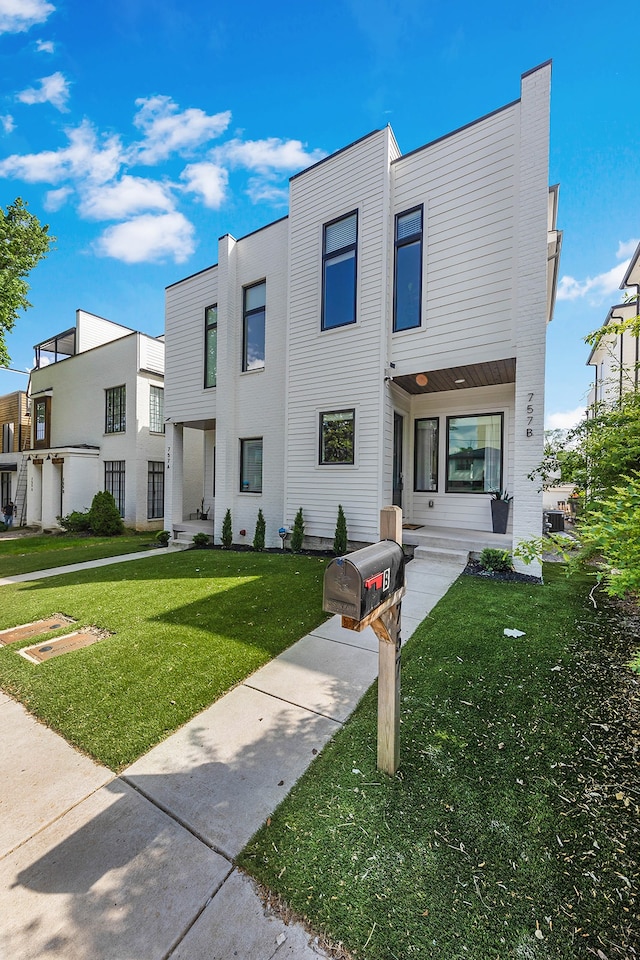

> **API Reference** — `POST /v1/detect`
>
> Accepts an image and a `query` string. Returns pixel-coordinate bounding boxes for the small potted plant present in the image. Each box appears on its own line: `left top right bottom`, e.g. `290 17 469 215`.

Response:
490 490 512 534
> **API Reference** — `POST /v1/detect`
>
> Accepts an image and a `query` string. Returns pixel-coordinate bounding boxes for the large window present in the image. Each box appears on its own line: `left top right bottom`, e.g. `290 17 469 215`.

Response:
446 414 503 493
149 385 164 433
322 211 357 330
205 304 217 387
394 207 423 331
319 409 355 465
33 396 50 449
240 438 263 493
147 461 165 519
414 418 438 491
105 460 125 516
105 385 126 434
243 282 265 372
1 422 14 453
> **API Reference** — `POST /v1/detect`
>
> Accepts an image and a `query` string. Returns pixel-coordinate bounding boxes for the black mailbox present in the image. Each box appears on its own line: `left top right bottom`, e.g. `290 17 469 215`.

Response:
323 540 405 622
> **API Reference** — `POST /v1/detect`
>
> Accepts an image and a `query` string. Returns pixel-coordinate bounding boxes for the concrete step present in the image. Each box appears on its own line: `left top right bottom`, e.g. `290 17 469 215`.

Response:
413 545 469 565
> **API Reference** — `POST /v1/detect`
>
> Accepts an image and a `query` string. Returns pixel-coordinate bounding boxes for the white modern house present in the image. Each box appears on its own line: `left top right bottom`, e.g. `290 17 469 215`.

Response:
164 62 561 575
26 310 175 531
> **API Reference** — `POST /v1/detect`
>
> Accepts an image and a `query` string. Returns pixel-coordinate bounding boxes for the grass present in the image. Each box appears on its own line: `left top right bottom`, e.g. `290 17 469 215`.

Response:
239 565 638 959
0 549 328 769
0 531 158 577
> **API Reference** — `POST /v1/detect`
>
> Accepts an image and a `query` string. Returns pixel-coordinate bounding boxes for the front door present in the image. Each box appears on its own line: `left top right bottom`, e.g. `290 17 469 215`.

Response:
393 413 403 508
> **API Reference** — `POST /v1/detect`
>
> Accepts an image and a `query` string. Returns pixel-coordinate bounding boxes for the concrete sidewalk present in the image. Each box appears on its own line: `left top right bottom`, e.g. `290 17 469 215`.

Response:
0 554 465 960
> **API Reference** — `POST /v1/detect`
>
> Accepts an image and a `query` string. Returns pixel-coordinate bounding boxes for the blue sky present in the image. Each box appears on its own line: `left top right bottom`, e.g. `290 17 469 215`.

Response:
0 0 638 428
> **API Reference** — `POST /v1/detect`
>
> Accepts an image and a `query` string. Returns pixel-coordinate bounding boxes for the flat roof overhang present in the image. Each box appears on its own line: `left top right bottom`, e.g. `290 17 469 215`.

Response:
390 358 516 395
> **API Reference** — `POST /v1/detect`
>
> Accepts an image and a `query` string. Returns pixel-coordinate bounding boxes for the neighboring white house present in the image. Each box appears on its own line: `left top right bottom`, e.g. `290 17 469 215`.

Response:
164 62 561 575
26 309 176 531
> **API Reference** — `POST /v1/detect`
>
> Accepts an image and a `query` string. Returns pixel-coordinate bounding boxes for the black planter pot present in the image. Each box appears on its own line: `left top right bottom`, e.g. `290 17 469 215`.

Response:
490 500 510 534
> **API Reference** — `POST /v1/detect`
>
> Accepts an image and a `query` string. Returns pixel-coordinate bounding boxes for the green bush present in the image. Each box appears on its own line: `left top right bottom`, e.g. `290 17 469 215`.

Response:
0 520 7 533
253 509 266 552
192 532 210 549
87 491 124 537
221 508 233 548
333 504 347 556
58 509 92 533
156 530 171 546
479 548 513 572
577 470 640 598
291 508 304 553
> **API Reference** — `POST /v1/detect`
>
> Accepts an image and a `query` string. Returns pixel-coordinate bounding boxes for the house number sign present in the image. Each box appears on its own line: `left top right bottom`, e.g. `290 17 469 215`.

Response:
526 392 534 437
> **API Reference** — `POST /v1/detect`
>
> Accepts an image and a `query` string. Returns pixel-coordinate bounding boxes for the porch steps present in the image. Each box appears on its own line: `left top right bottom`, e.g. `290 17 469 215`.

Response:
404 525 512 561
413 545 469 565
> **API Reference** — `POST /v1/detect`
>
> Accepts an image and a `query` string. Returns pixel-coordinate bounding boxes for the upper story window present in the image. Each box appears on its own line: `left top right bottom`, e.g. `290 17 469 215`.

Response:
394 206 423 332
319 409 355 465
33 396 50 449
205 304 217 387
322 211 357 330
243 282 265 372
1 422 14 454
105 385 126 434
446 413 503 494
149 385 164 433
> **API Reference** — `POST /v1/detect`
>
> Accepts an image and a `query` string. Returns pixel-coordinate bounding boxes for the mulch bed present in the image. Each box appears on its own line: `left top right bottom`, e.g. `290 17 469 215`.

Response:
462 558 542 584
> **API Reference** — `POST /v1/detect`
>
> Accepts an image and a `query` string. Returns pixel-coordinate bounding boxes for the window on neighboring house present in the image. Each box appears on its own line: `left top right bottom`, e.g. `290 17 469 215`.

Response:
105 460 126 516
319 409 355 465
240 438 262 493
147 461 165 519
1 473 11 511
414 418 438 491
322 211 357 330
394 206 423 331
105 385 126 434
446 414 503 493
243 282 265 372
149 385 164 433
1 422 14 454
205 304 217 387
33 397 50 449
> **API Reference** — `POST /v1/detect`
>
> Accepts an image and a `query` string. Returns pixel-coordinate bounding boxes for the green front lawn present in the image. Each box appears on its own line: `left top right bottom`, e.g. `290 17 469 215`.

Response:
239 566 638 959
0 549 328 769
0 532 158 577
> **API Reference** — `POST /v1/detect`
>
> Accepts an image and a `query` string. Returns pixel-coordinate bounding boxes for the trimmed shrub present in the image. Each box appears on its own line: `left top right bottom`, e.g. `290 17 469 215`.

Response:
192 532 210 549
156 530 171 547
291 507 304 553
57 510 91 533
221 508 233 549
333 504 347 556
253 508 266 551
479 548 513 572
87 491 124 537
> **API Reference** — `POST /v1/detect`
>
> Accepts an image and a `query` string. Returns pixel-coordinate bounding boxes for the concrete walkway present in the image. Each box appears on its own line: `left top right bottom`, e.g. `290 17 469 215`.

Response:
0 551 465 960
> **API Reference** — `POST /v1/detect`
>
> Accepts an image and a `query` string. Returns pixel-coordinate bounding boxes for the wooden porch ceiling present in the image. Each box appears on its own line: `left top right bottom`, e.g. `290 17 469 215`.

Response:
391 358 516 395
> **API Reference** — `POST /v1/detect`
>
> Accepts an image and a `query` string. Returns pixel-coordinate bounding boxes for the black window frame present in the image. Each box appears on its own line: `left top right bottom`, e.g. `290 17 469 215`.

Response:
413 417 439 492
204 304 217 388
105 385 126 434
242 281 266 373
104 460 126 516
393 205 423 332
147 460 165 519
321 210 358 331
239 437 263 493
445 413 504 494
319 408 355 465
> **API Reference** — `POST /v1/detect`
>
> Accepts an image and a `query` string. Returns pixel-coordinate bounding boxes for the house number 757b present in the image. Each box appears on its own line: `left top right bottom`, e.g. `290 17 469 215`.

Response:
526 392 534 437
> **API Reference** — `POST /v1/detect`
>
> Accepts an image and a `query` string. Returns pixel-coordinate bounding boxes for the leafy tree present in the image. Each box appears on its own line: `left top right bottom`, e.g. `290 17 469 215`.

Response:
221 508 233 548
333 504 347 556
253 508 266 551
291 507 304 553
88 491 124 536
0 198 54 367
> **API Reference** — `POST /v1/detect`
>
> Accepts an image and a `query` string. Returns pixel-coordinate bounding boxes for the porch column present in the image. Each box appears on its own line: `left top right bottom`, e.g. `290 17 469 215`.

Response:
165 422 184 532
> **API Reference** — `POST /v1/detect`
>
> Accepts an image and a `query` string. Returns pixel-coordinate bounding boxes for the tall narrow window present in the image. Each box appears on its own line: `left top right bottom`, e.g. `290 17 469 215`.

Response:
205 304 217 387
446 414 503 493
33 397 50 449
240 438 263 493
147 461 165 519
105 385 126 434
1 422 14 453
319 409 355 465
394 206 423 331
149 385 164 433
243 282 265 372
322 211 357 330
105 460 125 516
414 418 438 491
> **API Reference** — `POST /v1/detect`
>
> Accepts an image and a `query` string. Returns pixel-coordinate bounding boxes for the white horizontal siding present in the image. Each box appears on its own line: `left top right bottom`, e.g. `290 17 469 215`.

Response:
76 310 132 353
165 266 218 423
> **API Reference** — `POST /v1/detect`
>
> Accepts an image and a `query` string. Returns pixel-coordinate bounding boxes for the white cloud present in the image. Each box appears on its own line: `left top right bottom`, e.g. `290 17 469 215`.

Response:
557 238 640 304
17 71 70 111
44 185 72 210
545 407 586 430
0 0 54 34
133 96 231 165
35 38 54 52
0 120 124 184
617 238 639 260
180 162 227 208
95 212 195 264
214 137 325 173
0 114 15 134
246 176 289 206
80 175 175 220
